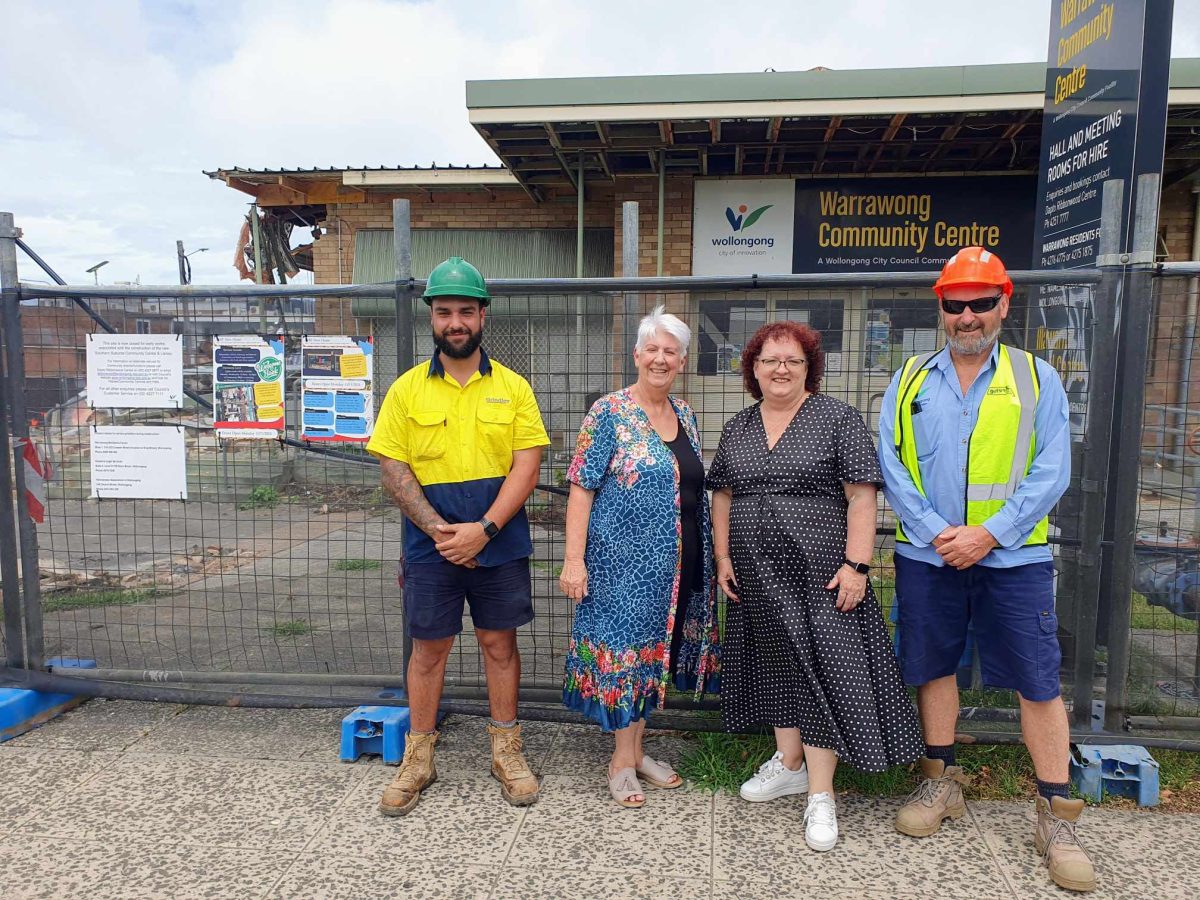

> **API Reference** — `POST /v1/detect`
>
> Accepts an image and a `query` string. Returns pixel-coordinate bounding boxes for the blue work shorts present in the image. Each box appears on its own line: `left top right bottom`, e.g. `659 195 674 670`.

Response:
894 555 1062 702
401 557 534 640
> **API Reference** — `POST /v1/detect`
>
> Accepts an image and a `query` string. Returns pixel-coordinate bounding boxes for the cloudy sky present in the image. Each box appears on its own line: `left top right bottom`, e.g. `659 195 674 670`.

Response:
2 0 1198 285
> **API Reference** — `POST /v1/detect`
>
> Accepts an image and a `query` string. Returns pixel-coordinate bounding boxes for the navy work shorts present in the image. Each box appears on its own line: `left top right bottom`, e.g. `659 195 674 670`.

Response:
894 555 1062 702
401 557 534 640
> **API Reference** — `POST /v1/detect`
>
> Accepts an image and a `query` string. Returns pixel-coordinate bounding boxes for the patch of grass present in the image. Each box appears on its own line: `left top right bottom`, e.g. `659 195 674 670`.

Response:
334 558 382 571
42 588 162 613
1130 591 1200 634
679 733 1200 807
265 619 313 638
531 560 563 576
238 485 281 510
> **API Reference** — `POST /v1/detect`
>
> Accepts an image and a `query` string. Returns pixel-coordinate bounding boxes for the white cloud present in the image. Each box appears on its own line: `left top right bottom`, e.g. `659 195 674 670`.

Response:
1 0 1197 284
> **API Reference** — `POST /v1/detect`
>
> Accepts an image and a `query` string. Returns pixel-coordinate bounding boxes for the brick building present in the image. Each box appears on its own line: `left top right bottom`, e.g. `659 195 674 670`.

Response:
208 60 1200 446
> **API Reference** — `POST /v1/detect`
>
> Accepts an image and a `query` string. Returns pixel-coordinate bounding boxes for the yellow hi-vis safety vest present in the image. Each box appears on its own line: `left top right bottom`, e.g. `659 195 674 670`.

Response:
893 344 1047 546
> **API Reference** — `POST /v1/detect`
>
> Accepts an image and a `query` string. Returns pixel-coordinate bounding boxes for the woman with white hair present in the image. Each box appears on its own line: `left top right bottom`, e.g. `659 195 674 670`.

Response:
559 305 719 808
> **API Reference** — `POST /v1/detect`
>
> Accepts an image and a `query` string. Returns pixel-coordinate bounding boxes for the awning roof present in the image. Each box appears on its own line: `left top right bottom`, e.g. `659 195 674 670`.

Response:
466 60 1200 196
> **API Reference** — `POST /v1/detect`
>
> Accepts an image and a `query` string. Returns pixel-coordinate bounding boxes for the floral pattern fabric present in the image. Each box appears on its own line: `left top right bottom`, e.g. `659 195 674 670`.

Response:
562 389 719 732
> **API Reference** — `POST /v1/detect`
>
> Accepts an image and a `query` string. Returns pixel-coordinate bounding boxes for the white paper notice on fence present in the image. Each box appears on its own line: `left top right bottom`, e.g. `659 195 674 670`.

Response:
90 426 187 500
86 333 183 409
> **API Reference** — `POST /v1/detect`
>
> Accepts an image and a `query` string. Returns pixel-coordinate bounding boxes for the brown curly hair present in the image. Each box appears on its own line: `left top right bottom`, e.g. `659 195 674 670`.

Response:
740 321 824 400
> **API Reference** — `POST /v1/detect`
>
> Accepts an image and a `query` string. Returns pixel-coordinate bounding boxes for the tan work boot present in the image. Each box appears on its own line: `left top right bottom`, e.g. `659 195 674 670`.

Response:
488 721 540 806
378 730 438 817
895 757 970 837
1035 795 1097 892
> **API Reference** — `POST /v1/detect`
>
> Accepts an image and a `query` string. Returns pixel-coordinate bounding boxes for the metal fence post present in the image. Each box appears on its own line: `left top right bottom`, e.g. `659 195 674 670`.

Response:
1103 173 1162 731
0 212 44 669
393 199 415 684
1070 180 1124 727
0 213 26 668
621 202 639 385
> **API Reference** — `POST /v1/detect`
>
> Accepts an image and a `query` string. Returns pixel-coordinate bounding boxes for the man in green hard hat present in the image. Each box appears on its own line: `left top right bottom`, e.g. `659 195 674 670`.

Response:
368 256 550 816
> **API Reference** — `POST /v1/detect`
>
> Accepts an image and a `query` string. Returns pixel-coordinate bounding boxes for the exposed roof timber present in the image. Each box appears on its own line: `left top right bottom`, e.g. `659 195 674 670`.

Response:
923 113 968 172
767 117 782 143
869 113 907 171
1001 109 1037 139
596 122 610 146
659 120 674 144
709 119 720 142
735 143 743 174
224 177 261 197
543 122 563 150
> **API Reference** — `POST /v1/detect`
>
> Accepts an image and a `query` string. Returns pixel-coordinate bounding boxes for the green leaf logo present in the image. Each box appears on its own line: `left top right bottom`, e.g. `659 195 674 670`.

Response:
742 205 772 230
256 357 283 382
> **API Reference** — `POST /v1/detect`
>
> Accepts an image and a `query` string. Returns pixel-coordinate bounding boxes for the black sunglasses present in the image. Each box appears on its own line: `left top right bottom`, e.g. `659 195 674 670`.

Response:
940 294 1001 315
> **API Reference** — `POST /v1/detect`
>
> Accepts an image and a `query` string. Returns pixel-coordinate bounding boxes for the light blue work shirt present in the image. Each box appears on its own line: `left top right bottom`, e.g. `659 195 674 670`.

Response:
877 342 1072 569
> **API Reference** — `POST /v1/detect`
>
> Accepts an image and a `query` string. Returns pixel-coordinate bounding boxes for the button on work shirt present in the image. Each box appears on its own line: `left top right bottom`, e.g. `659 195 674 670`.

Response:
367 349 550 566
877 343 1071 568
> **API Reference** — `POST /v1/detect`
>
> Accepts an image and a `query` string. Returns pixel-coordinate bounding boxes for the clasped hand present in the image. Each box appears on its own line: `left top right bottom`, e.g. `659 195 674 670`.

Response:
826 566 866 612
559 558 588 603
933 524 997 570
435 522 486 567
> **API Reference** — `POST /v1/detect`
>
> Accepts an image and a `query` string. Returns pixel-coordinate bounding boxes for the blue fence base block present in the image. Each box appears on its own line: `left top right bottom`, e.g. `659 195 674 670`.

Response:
340 706 412 764
0 658 96 743
1070 744 1161 807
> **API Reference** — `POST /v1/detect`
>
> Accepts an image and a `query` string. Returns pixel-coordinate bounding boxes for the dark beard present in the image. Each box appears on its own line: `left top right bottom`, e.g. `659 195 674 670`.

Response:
433 327 483 359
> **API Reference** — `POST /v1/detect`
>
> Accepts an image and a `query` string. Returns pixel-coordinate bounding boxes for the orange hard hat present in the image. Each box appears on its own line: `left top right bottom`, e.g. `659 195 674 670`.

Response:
933 247 1013 299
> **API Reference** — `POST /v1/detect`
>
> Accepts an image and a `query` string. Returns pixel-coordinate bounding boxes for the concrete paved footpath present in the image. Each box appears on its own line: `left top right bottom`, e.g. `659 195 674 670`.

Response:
1 701 1198 899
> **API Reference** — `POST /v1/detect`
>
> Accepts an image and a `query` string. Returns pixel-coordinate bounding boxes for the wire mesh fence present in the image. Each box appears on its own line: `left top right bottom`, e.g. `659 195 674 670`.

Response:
2 279 1101 707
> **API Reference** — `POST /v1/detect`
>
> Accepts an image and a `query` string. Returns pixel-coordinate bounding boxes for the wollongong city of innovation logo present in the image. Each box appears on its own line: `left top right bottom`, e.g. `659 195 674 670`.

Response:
715 203 776 249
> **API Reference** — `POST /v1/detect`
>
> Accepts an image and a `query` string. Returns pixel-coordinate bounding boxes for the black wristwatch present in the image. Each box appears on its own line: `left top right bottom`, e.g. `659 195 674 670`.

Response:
843 558 870 574
478 517 500 539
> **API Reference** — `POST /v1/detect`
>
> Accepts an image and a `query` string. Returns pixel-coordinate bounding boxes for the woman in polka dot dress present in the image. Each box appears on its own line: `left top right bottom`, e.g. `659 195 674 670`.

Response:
707 320 922 852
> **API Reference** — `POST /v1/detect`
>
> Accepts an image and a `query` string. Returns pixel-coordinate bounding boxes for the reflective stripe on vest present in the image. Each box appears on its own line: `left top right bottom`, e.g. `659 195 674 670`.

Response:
894 344 1047 547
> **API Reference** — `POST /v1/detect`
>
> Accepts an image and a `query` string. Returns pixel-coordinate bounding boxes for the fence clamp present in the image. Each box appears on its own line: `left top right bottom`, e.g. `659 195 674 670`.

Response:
0 223 22 240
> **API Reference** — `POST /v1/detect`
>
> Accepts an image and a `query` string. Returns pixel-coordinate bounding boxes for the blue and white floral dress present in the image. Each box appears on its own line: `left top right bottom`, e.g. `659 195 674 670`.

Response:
562 389 720 731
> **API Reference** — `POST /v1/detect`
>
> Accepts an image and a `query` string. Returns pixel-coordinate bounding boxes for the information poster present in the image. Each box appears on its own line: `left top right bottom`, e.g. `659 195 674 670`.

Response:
90 426 187 500
86 333 183 408
301 336 374 442
212 335 285 439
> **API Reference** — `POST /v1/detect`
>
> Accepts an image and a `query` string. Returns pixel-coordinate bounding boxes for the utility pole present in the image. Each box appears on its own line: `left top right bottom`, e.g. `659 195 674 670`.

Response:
176 240 188 285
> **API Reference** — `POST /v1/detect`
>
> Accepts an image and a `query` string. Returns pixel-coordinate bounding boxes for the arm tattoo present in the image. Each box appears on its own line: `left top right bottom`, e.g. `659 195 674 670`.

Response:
381 459 447 540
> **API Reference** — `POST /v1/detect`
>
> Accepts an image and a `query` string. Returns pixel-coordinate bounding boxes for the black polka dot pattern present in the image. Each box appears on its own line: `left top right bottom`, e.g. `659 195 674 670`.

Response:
706 393 924 773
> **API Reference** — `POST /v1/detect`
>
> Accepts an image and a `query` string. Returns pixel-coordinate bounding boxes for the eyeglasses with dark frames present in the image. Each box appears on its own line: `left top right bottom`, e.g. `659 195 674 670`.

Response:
756 357 808 371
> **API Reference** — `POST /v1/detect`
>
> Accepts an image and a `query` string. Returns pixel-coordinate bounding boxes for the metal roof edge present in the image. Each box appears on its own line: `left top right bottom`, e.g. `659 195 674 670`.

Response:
467 58 1200 109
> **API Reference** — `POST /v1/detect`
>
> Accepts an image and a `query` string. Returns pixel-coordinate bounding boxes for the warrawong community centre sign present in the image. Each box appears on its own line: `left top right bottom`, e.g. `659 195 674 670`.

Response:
692 176 1036 276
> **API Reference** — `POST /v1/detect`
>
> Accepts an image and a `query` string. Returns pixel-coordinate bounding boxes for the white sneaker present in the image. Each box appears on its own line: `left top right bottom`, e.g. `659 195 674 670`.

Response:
804 792 838 852
739 751 810 802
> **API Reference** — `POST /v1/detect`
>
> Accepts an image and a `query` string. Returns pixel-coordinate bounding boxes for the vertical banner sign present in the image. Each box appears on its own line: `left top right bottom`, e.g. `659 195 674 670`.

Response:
213 335 286 439
1031 0 1173 433
300 336 375 442
691 179 796 275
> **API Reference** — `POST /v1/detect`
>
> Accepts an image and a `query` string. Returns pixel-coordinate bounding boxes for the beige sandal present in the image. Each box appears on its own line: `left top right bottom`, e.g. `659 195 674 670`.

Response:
637 755 684 789
608 766 646 808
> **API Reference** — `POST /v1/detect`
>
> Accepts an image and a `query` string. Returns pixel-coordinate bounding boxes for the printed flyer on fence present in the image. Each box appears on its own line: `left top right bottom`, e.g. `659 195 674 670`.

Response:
212 335 286 439
300 336 374 442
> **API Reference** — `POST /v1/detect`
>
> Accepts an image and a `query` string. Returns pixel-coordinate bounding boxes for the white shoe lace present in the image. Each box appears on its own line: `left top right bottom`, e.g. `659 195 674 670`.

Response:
805 792 837 829
750 752 786 785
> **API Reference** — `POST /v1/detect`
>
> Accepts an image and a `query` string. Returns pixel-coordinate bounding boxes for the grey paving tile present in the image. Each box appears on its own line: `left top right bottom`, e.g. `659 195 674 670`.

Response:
975 800 1200 899
0 748 118 826
540 723 695 777
713 792 1010 898
131 704 349 761
0 834 292 900
269 856 496 899
505 773 714 878
16 754 363 852
306 769 524 865
431 713 559 773
493 868 710 899
6 698 185 752
713 882 966 900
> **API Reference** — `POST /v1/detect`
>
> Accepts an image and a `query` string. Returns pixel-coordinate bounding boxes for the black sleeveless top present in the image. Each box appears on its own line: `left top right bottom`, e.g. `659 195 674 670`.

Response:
665 417 704 659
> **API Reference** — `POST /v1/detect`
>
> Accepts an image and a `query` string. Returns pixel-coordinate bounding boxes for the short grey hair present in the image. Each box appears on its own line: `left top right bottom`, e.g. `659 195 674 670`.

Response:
635 305 691 358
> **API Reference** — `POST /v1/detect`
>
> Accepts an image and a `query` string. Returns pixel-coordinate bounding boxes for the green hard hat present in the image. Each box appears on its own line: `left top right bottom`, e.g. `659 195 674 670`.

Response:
422 256 490 305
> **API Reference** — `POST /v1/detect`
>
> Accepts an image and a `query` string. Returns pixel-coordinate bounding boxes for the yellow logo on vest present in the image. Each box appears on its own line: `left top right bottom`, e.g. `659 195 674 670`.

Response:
986 385 1014 396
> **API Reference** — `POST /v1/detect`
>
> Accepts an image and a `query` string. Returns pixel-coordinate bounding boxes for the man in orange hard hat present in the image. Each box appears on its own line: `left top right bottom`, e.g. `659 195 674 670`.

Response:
879 248 1094 892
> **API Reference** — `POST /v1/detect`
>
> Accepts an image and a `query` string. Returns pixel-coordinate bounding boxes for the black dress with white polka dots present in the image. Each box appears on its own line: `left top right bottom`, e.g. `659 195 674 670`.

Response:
706 392 923 772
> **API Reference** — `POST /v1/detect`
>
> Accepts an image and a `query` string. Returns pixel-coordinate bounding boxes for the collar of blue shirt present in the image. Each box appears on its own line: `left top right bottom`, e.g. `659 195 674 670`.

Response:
427 347 492 378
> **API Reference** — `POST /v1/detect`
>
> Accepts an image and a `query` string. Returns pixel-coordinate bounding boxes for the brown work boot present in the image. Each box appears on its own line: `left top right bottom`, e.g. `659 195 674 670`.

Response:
895 757 970 837
378 730 438 817
1035 795 1097 892
488 721 540 806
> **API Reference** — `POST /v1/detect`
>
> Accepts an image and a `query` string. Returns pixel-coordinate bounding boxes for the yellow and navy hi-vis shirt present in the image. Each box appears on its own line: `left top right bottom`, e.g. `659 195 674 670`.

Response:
367 349 550 567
